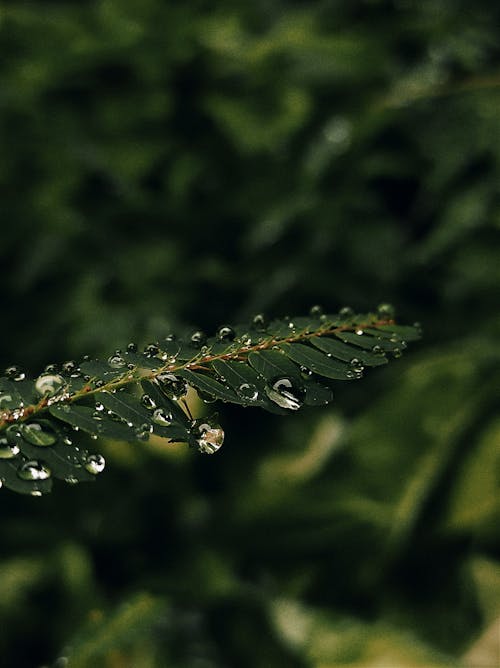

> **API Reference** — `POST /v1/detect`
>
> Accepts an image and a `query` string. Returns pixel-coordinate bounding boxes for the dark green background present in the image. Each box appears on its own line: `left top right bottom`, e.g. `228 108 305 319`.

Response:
1 1 499 666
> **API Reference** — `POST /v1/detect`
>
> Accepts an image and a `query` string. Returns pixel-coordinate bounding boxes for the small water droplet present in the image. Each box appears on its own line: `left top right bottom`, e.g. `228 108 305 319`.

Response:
355 329 364 336
265 377 303 410
62 360 78 374
18 460 51 481
309 304 324 317
5 366 25 381
108 354 126 369
192 419 224 454
190 331 206 347
20 421 58 447
217 325 235 341
65 476 79 485
0 436 20 459
392 348 403 358
144 343 159 357
141 394 157 410
152 408 173 426
339 306 354 319
156 373 187 400
377 303 395 319
127 342 138 352
95 402 105 412
252 313 267 330
84 454 105 475
237 383 259 402
372 345 384 355
35 373 66 398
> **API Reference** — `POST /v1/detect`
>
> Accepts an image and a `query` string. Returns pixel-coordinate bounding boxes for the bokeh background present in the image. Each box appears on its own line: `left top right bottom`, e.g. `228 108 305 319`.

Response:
1 1 500 666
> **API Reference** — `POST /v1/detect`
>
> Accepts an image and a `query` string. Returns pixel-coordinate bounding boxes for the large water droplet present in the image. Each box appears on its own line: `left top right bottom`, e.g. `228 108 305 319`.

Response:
108 353 126 369
237 383 259 402
152 407 173 426
20 422 58 447
18 460 51 481
193 420 224 454
35 373 66 397
156 373 187 400
265 378 303 410
84 454 106 475
0 436 20 459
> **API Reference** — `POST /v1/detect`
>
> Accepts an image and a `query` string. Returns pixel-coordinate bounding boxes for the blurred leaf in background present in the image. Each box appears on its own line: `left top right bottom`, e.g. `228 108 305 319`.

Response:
1 0 500 666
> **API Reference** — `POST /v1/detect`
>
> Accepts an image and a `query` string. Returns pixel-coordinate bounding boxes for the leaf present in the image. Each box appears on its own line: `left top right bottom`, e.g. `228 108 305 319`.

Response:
280 342 352 380
0 307 421 494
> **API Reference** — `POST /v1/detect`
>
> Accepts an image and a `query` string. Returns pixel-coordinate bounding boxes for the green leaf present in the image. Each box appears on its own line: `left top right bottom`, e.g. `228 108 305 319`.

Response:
0 307 420 494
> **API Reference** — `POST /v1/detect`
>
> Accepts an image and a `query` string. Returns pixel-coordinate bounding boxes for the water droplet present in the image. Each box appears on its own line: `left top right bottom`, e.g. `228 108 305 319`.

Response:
300 365 313 377
5 366 25 381
309 304 324 317
192 419 224 454
339 306 354 319
65 476 79 485
377 303 395 319
392 348 403 358
62 360 78 374
144 343 159 357
0 436 20 459
127 342 138 352
141 394 156 410
20 421 58 447
108 354 126 369
95 402 104 412
265 378 303 410
44 363 59 373
190 331 206 347
345 369 362 379
252 313 267 330
217 325 235 341
18 460 51 481
372 345 384 355
237 383 259 402
355 329 364 336
156 373 187 400
84 454 105 475
152 408 172 426
94 380 104 388
35 373 66 398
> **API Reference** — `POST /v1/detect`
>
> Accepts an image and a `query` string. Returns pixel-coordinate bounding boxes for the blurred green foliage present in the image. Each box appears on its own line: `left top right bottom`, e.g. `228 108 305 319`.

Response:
1 0 500 666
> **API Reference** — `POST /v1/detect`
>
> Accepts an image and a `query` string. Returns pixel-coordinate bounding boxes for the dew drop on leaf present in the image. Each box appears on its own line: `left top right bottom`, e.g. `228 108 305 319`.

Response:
265 378 303 410
84 454 105 475
35 373 66 397
156 373 187 400
377 303 395 319
0 436 20 459
17 460 51 481
217 325 235 341
5 366 25 381
141 394 157 410
237 383 259 402
192 419 224 454
339 306 354 319
152 407 173 426
108 354 126 369
190 331 206 347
